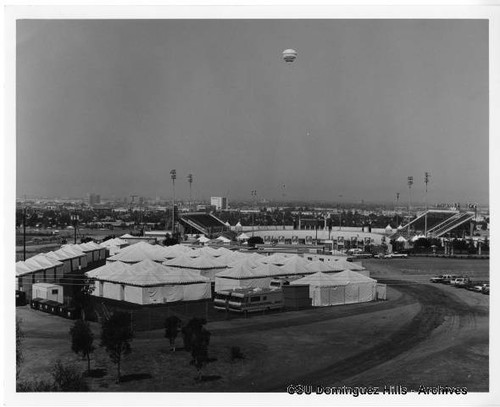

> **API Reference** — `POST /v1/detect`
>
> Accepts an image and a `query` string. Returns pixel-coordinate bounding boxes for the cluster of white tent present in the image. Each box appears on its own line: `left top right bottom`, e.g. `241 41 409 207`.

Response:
84 242 377 306
15 242 106 300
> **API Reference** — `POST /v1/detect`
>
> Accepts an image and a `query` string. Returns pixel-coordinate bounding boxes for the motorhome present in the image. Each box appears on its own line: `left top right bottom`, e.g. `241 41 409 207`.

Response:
214 287 283 313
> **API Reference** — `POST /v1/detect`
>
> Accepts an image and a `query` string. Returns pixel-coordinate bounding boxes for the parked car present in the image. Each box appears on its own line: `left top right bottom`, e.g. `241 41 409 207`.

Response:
482 284 490 295
441 274 459 284
453 277 471 288
384 252 408 259
430 275 445 283
469 283 489 293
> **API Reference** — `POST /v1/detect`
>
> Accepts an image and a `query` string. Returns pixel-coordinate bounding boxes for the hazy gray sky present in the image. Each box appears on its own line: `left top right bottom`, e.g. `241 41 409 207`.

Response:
16 19 488 204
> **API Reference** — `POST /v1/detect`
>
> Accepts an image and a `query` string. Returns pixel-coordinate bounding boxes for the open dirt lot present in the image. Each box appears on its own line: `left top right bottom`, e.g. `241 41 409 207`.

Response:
16 257 489 393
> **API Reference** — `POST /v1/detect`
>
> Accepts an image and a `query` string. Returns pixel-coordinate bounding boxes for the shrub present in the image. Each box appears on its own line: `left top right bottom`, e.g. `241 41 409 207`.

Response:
230 346 244 361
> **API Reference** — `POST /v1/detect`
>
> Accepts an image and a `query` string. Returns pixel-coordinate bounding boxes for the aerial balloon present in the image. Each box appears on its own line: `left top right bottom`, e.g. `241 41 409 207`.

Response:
282 49 297 64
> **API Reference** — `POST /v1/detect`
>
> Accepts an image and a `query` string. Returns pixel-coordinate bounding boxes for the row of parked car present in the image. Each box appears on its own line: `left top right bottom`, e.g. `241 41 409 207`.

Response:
429 274 490 294
30 298 80 319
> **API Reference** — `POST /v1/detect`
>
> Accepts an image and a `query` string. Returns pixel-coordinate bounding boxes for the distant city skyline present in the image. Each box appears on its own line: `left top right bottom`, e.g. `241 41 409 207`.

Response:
16 19 489 205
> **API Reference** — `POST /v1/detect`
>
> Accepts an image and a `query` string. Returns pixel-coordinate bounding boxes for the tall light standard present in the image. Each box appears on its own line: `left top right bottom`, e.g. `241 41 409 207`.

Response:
424 172 431 236
251 190 257 237
338 194 343 231
407 176 413 221
187 173 193 212
281 184 286 230
395 192 400 228
170 169 176 235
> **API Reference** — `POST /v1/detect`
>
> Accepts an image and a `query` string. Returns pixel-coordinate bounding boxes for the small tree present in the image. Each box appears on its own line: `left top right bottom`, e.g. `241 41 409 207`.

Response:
164 316 181 352
72 277 95 321
70 319 95 374
100 312 133 382
247 236 264 248
181 318 211 381
51 360 89 391
191 329 211 381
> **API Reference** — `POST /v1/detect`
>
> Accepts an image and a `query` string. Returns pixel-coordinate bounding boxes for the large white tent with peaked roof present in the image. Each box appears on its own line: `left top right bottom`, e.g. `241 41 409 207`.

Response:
291 270 378 306
214 263 272 292
86 259 211 305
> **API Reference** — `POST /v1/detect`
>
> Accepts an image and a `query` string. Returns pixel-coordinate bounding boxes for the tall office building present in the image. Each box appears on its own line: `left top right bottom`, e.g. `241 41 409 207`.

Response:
210 197 228 210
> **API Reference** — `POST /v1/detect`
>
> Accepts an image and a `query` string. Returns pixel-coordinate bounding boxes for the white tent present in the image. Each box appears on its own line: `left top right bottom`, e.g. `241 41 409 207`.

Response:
99 238 129 255
252 263 285 278
237 233 250 241
216 235 231 243
214 263 271 292
107 241 167 264
197 235 210 243
327 270 378 304
306 260 337 273
260 253 289 266
27 254 64 281
88 259 211 305
291 270 378 306
290 272 347 307
279 256 313 277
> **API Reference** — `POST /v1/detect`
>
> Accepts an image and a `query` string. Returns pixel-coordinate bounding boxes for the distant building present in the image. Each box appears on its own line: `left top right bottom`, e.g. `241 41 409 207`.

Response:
211 197 228 210
89 193 101 206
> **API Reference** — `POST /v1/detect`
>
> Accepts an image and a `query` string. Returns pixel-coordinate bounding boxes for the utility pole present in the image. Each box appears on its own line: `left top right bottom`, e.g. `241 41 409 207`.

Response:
170 169 176 235
71 212 78 244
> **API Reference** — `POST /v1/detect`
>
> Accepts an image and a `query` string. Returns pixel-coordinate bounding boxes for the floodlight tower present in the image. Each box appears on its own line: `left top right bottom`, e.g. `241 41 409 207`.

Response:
396 192 400 227
407 176 414 221
170 169 176 234
282 184 286 230
424 172 431 236
187 173 193 212
251 190 257 237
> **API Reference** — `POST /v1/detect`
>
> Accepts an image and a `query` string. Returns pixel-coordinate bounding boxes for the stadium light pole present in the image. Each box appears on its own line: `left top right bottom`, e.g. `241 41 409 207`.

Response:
396 192 400 228
282 184 286 230
187 173 193 212
170 169 176 235
424 172 430 236
407 176 413 222
251 190 257 237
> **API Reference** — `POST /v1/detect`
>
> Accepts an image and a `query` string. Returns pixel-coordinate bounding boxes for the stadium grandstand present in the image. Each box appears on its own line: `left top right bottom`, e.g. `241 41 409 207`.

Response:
179 213 234 239
391 209 476 240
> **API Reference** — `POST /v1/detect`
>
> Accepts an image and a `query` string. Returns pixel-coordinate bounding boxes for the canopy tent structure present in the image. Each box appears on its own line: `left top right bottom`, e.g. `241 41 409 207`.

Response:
77 241 106 263
26 254 64 282
290 272 347 307
259 253 289 266
278 256 313 277
216 235 231 244
291 270 378 306
16 260 43 296
236 233 250 241
163 253 227 281
99 238 129 255
197 235 210 244
252 263 285 278
107 241 167 264
88 259 211 305
214 263 272 292
306 260 338 274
